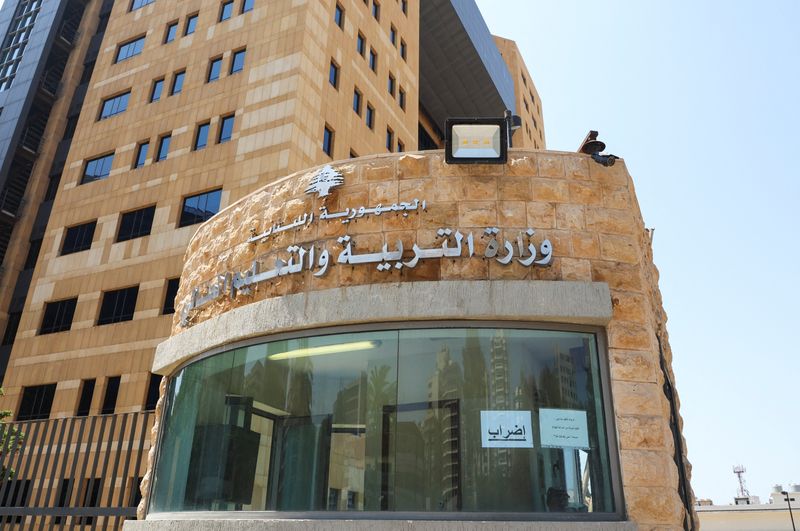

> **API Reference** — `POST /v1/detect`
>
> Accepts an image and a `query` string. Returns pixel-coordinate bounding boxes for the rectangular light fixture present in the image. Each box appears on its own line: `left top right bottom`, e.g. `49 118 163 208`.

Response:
445 117 508 164
267 340 380 361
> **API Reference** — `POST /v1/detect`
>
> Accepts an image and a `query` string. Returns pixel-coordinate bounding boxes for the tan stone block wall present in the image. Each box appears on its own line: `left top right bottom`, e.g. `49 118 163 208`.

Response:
494 36 546 149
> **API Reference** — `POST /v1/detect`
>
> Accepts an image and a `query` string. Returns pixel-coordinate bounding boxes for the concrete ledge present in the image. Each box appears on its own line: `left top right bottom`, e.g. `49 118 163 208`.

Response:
153 280 612 375
124 518 637 531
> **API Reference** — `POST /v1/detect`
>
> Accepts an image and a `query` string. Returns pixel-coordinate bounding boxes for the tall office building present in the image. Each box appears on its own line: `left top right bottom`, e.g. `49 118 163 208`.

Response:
0 0 547 525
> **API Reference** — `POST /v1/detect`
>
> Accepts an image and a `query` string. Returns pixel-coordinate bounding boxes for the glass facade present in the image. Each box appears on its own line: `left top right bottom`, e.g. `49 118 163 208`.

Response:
151 326 617 517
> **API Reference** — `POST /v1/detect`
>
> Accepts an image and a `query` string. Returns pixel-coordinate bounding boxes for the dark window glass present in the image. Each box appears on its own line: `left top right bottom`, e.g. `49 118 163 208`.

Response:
400 39 406 60
399 87 406 110
82 153 114 184
99 91 130 120
185 14 198 35
372 0 380 20
180 189 222 227
170 70 185 95
323 125 334 156
97 286 139 325
164 21 178 43
63 115 79 139
369 48 377 72
134 141 149 168
194 122 210 150
61 221 96 255
117 206 156 242
366 104 374 129
242 0 254 13
150 78 164 102
386 127 393 151
387 74 395 96
219 1 233 21
145 373 163 410
390 25 396 45
402 0 407 14
357 33 365 56
76 379 95 417
230 49 246 74
218 115 234 143
115 36 145 63
162 278 180 315
353 88 362 115
24 238 41 269
130 0 155 11
157 134 171 161
17 384 56 421
349 150 358 159
45 173 61 201
207 57 222 82
40 298 77 334
329 61 339 88
397 139 404 152
334 3 344 28
101 376 121 414
1 312 21 346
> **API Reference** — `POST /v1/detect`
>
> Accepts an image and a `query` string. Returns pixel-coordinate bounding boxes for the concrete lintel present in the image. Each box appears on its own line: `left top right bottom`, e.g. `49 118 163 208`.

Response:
153 280 612 375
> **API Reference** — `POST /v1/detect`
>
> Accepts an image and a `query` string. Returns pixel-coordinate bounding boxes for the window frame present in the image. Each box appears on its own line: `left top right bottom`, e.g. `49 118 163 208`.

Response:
218 114 235 143
179 188 223 227
156 134 171 162
219 0 234 22
169 69 185 95
230 48 246 74
61 220 97 255
116 205 156 243
334 3 344 28
323 124 334 157
81 153 115 184
194 121 210 151
114 35 146 63
150 77 164 102
184 13 199 36
207 56 222 82
39 297 78 335
97 286 139 326
328 60 339 89
133 140 149 168
164 21 178 43
98 90 131 120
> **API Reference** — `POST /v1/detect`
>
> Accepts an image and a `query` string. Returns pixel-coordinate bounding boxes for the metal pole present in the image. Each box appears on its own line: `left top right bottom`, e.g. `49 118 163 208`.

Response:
783 491 797 531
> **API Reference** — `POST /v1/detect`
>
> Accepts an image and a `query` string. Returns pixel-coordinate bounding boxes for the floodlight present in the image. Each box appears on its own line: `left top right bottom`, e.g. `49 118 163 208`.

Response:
445 117 508 164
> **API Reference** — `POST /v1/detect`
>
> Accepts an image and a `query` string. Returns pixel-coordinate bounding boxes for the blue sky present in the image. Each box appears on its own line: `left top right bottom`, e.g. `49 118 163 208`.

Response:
476 0 800 504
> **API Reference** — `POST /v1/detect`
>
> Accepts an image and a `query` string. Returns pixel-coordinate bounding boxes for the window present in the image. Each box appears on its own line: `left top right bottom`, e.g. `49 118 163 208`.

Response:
184 13 198 35
17 384 56 421
115 35 145 63
39 298 77 335
150 78 164 102
162 278 180 315
61 220 96 255
156 134 171 161
352 87 362 115
23 239 40 269
400 39 407 60
242 0 254 13
386 127 393 151
390 25 396 46
369 48 377 72
329 60 339 88
397 139 404 152
323 125 334 156
207 57 222 82
218 114 235 143
101 376 121 414
401 0 407 15
164 21 178 43
230 48 246 73
130 0 154 11
398 86 406 110
334 3 344 28
194 122 210 150
372 0 380 20
356 32 365 56
97 286 139 325
117 205 155 242
145 374 163 411
99 91 130 120
82 153 114 184
387 73 395 97
366 103 374 129
179 189 222 227
170 70 185 95
1 312 21 346
134 141 149 168
219 1 234 21
349 150 358 159
76 379 95 417
0 0 41 91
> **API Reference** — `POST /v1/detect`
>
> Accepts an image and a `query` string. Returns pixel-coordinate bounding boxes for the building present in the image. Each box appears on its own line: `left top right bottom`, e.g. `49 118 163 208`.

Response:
696 484 800 531
0 0 694 529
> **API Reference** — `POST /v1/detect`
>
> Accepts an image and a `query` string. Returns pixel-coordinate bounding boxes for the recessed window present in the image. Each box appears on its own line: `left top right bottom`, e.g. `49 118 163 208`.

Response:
82 153 114 184
329 60 339 88
400 39 407 60
17 384 56 421
401 0 407 15
185 13 198 35
164 21 178 43
1 312 21 346
99 91 130 120
130 0 154 11
179 189 222 227
372 0 380 20
218 114 235 143
145 373 163 411
399 86 406 110
230 48 246 74
386 127 394 151
207 57 222 82
353 87 362 115
115 35 145 63
134 141 149 168
366 103 375 129
117 205 156 242
323 125 334 156
170 70 185 95
76 379 95 417
397 139 405 152
97 286 139 325
150 78 164 102
156 134 171 162
219 1 234 21
242 0 254 13
24 239 41 270
369 48 377 72
387 73 395 97
39 298 78 335
194 122 210 150
334 3 344 28
162 278 180 315
61 220 96 255
101 376 121 414
349 149 358 159
390 25 397 46
357 32 365 56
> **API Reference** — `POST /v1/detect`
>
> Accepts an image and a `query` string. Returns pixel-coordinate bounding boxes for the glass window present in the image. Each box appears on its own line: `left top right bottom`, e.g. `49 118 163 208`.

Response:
130 0 155 11
157 134 171 161
386 127 393 151
352 88 362 115
17 384 56 421
134 141 149 168
150 327 617 516
170 70 185 95
218 115 235 143
230 49 246 73
334 3 344 28
101 376 121 414
323 125 334 156
329 60 339 88
145 373 164 410
99 91 130 120
366 103 374 129
61 220 96 255
397 139 404 152
179 189 222 227
82 153 114 184
1 312 21 346
399 87 406 110
207 57 222 82
115 35 145 63
387 73 395 96
369 48 377 72
219 1 234 21
356 32 365 56
194 122 210 150
162 278 180 315
76 379 95 417
401 0 407 15
185 14 198 35
372 0 380 20
390 25 396 46
242 0 254 13
117 205 156 242
97 286 138 325
400 39 407 60
164 21 178 43
150 78 164 102
39 298 77 334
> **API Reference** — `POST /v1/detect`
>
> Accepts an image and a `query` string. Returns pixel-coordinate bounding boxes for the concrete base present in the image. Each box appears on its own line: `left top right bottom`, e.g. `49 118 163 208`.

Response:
124 518 638 531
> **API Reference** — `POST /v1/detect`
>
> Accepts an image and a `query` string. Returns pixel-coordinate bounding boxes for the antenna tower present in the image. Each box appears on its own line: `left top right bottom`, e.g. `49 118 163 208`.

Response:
733 465 750 498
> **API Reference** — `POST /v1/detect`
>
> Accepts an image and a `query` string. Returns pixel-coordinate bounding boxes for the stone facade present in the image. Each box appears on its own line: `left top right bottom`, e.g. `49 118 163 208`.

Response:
141 149 697 529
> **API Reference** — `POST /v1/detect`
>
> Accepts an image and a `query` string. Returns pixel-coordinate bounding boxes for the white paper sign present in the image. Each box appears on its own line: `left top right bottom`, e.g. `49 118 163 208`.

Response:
480 410 534 448
539 408 590 449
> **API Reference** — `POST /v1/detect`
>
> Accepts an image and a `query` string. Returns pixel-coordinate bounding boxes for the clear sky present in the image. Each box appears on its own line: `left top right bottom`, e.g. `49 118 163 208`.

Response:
475 0 800 505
